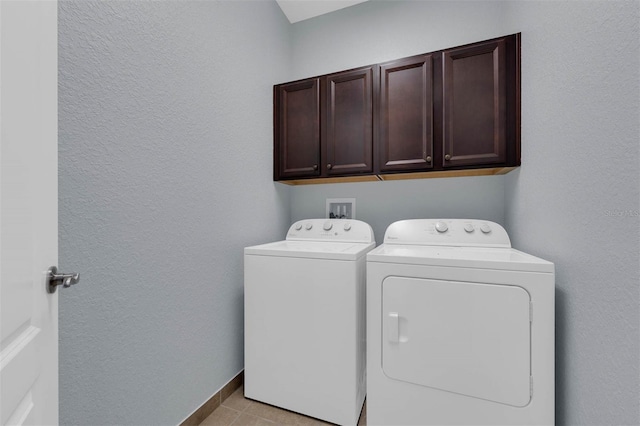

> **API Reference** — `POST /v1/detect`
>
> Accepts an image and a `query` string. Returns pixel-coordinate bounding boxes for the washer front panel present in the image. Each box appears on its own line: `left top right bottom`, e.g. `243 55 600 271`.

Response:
245 254 367 425
382 276 531 407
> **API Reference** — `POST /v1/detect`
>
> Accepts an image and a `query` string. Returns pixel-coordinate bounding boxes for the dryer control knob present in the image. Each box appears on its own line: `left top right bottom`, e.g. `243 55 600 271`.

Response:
343 222 352 231
480 224 492 234
323 221 333 231
464 224 475 233
294 223 302 231
435 221 448 233
305 223 313 230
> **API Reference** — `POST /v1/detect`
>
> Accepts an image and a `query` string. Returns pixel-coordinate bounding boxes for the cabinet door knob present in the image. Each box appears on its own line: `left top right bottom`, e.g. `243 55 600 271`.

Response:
327 164 333 170
426 156 432 163
313 164 318 170
445 154 451 161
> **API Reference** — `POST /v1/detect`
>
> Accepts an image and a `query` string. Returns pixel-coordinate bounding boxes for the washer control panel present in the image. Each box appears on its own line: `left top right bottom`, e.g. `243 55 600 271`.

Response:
384 219 511 247
287 219 375 243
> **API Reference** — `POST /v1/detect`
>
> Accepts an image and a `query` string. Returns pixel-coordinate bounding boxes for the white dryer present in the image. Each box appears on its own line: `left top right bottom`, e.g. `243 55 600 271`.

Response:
244 219 375 426
366 219 554 426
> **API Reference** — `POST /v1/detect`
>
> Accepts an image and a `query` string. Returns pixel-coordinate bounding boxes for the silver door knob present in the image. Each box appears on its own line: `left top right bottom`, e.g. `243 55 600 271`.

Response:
47 266 80 293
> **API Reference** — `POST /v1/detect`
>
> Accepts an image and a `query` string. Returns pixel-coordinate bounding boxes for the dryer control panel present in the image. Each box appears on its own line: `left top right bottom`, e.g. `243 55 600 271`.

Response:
287 219 375 244
383 219 511 248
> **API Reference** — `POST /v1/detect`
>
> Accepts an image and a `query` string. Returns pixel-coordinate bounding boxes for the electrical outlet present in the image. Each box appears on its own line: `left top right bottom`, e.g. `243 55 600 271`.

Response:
326 198 356 219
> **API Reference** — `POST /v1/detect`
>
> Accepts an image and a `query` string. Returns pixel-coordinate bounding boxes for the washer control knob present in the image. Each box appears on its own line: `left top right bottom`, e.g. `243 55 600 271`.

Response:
435 221 448 233
343 222 352 231
464 224 475 233
305 223 313 231
294 223 302 231
323 221 333 231
480 224 492 234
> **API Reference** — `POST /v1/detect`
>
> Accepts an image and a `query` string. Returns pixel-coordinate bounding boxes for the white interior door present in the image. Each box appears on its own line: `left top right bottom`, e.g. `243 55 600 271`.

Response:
1 1 59 425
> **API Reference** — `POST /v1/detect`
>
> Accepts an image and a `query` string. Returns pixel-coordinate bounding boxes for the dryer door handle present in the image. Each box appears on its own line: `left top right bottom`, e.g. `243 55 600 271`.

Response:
387 312 400 343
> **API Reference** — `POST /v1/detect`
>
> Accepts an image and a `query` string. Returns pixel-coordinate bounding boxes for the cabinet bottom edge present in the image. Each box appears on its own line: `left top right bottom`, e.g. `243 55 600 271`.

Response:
276 166 518 185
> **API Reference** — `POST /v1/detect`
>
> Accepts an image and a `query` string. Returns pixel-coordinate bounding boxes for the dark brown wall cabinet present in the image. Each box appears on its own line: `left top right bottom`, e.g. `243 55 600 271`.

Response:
379 54 435 173
274 78 320 179
442 37 514 169
274 67 375 180
324 67 375 176
274 34 520 183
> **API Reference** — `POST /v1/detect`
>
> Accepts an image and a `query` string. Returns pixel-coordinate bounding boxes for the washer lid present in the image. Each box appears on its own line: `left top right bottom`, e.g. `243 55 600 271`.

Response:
367 244 554 273
245 240 376 261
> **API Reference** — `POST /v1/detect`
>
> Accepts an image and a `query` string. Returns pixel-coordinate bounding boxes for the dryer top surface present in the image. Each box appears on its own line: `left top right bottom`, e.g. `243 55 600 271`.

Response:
367 244 554 273
372 219 553 272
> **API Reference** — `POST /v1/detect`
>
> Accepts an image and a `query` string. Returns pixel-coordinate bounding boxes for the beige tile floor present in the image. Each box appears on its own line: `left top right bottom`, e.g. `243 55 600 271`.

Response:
200 386 366 426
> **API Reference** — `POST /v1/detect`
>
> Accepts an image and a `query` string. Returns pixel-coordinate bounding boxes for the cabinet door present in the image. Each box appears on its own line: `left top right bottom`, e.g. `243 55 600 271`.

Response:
379 54 434 173
442 38 507 168
382 277 531 407
274 79 320 179
324 67 374 176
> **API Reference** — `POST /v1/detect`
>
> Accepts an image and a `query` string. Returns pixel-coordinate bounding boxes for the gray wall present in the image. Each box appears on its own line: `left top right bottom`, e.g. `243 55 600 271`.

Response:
58 1 291 424
289 1 640 425
502 2 640 425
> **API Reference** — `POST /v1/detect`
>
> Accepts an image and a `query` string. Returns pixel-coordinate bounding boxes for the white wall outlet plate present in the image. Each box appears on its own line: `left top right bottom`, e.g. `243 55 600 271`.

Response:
326 198 356 219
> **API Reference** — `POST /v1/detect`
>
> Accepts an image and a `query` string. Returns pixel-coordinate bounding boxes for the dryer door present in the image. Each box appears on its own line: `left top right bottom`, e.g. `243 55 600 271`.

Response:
382 277 531 407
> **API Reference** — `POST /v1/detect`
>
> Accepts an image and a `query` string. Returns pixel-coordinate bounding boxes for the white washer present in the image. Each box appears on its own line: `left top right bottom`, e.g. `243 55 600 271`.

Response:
244 219 375 425
367 219 554 426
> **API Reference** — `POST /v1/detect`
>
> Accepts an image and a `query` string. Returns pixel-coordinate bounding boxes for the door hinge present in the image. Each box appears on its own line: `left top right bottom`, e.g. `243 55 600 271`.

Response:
529 301 533 322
